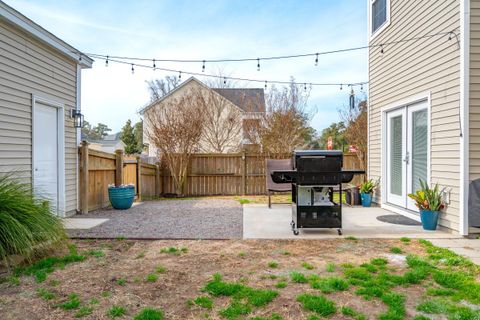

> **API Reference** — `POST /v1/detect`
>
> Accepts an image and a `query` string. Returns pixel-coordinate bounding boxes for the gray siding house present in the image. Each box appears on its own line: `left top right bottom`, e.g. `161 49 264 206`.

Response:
0 1 92 217
368 0 479 235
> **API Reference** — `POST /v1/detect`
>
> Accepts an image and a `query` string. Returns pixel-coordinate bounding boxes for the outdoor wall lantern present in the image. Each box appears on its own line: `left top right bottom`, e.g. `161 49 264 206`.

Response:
71 109 84 128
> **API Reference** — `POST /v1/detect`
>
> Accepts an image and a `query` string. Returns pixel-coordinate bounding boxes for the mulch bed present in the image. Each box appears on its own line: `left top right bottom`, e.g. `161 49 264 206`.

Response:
66 199 243 239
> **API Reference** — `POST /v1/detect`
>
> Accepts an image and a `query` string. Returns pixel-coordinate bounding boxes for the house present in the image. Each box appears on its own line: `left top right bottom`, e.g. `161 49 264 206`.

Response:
83 132 126 154
0 1 93 217
141 77 265 156
367 0 479 235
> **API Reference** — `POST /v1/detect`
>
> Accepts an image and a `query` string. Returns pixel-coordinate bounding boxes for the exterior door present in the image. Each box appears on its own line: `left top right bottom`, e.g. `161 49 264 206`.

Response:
33 103 59 212
386 101 428 211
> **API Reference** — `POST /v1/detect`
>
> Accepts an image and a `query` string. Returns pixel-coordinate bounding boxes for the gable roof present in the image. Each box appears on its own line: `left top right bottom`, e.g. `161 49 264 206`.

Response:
0 1 93 68
140 76 266 114
212 88 265 113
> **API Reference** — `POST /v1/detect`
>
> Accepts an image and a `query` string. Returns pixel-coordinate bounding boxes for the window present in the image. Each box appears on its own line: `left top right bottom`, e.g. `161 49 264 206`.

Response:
371 0 390 36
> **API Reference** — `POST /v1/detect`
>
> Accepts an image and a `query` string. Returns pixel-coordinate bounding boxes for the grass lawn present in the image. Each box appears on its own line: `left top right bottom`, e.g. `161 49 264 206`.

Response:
1 238 479 319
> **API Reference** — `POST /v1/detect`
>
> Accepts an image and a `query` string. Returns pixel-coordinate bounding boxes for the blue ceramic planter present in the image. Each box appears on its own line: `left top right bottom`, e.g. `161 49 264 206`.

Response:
360 192 372 207
108 186 135 210
420 209 439 230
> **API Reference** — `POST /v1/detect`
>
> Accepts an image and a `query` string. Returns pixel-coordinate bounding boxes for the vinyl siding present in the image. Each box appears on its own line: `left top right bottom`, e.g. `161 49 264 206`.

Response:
369 0 461 231
0 18 78 216
471 0 480 182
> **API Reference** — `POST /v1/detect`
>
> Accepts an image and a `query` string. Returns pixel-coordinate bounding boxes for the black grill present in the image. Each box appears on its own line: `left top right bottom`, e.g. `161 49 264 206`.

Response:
271 150 364 235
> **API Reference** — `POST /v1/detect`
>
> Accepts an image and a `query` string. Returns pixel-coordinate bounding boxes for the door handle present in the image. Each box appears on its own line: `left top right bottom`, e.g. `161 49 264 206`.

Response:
403 151 410 165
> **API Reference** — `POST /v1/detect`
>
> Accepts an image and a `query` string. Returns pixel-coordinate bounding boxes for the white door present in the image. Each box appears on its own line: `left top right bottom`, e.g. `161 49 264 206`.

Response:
386 101 428 210
386 108 406 207
33 103 59 212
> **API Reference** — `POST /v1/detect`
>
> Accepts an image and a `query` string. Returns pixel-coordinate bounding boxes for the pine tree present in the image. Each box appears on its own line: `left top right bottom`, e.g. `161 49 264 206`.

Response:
120 119 138 154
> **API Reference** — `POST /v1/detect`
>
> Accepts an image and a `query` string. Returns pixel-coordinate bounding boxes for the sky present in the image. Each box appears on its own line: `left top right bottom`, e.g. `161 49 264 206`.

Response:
6 0 368 134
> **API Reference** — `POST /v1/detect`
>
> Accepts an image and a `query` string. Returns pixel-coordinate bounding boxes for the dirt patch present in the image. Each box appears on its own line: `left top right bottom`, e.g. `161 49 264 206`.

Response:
0 239 440 319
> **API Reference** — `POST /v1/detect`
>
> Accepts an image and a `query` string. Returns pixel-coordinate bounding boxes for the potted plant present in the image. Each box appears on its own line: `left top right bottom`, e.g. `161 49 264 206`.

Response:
108 184 135 210
408 180 445 230
359 179 378 207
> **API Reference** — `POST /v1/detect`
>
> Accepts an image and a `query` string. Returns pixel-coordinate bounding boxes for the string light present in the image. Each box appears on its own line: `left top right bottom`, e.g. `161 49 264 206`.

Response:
315 53 318 66
178 71 182 80
361 84 363 91
257 58 260 71
105 55 109 67
153 59 156 69
340 84 343 90
202 60 205 72
380 45 384 54
304 83 307 91
223 77 227 85
131 63 134 74
264 80 267 89
82 30 456 65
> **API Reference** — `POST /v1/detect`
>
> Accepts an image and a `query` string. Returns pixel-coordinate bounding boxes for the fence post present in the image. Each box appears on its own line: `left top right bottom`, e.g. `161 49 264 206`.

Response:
241 151 247 195
79 141 89 214
136 155 142 201
115 149 124 187
155 163 161 197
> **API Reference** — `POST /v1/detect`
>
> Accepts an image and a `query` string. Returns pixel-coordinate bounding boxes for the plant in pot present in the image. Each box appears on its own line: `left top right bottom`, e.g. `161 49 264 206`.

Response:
359 179 378 207
108 184 135 210
408 180 445 231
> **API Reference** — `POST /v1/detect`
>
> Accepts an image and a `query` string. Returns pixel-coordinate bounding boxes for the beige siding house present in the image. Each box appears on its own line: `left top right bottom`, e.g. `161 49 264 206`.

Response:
141 77 265 156
0 1 92 217
368 0 479 235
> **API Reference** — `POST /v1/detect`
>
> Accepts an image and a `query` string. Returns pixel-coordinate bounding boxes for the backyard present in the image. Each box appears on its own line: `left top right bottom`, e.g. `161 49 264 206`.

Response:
1 237 479 320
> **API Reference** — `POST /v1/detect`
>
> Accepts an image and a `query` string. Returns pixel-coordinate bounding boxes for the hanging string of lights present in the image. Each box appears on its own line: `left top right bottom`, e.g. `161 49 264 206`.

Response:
96 55 368 88
82 30 457 66
75 30 458 89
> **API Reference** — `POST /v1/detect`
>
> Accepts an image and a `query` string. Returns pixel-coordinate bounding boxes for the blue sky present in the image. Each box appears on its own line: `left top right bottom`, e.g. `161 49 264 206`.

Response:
6 0 368 133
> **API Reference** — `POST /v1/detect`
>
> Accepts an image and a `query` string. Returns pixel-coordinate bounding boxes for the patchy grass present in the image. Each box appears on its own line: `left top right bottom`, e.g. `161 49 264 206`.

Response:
108 305 127 318
341 306 366 320
400 237 411 243
87 249 105 258
133 308 164 320
297 293 336 316
275 281 287 289
56 293 81 310
344 236 358 241
155 265 167 273
191 296 214 309
326 263 336 272
160 247 188 255
237 198 251 205
310 277 349 293
390 247 403 254
145 273 158 283
290 271 308 283
116 278 126 286
301 262 315 270
36 287 56 300
75 306 93 318
268 261 279 268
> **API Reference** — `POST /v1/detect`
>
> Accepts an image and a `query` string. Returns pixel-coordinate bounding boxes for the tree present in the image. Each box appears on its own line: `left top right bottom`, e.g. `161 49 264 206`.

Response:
121 120 139 154
318 122 347 152
244 79 315 156
340 99 368 169
198 89 243 153
133 120 145 153
81 121 111 140
146 75 181 102
144 88 206 196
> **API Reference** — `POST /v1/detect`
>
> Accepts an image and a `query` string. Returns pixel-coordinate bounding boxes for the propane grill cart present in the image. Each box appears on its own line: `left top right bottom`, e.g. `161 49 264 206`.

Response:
271 150 365 236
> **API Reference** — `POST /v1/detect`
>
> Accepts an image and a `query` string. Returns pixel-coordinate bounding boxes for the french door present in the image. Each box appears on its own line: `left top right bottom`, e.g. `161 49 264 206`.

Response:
386 101 428 211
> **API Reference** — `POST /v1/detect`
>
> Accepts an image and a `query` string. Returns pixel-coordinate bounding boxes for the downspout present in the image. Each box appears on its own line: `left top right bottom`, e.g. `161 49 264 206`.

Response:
459 0 470 236
76 64 82 213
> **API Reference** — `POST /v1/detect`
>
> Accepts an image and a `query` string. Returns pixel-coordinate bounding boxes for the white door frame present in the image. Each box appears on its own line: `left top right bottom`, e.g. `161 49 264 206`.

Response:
386 107 407 207
380 92 431 221
32 95 66 216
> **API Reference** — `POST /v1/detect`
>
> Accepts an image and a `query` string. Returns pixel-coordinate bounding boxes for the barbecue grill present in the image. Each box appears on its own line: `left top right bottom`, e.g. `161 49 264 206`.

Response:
271 150 365 235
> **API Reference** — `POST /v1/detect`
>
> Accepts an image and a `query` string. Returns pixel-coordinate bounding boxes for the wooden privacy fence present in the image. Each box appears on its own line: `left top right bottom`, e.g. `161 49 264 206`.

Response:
79 141 365 213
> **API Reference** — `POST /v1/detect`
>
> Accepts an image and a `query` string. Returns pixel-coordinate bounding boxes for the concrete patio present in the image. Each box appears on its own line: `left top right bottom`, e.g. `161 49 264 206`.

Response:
243 204 460 239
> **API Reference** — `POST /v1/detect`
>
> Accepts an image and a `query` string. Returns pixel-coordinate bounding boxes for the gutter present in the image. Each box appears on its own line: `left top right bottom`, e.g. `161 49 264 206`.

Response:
459 0 470 236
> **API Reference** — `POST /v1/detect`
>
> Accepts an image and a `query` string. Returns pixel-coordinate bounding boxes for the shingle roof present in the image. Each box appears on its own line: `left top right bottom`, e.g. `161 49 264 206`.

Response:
212 88 266 113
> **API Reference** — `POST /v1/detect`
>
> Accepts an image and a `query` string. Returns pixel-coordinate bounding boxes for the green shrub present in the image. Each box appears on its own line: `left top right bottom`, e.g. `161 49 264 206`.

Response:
0 175 66 262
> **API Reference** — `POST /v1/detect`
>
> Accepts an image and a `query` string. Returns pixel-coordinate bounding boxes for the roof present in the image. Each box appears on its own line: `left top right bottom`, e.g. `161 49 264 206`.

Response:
0 1 93 68
212 88 265 112
82 132 123 145
140 77 266 114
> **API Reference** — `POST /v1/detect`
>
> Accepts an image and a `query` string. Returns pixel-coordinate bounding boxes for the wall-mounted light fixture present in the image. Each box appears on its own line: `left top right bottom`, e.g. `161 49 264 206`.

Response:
70 109 84 128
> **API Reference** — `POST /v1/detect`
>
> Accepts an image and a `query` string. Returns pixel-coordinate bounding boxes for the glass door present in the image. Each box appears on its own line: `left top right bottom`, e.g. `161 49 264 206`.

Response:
386 108 406 207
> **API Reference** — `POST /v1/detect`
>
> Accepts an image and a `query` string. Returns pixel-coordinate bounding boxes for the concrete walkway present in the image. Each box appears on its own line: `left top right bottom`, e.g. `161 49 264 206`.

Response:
243 204 459 239
429 239 480 265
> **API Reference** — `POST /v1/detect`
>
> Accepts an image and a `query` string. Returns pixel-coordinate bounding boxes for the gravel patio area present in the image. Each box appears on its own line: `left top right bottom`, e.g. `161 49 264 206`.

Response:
66 199 243 239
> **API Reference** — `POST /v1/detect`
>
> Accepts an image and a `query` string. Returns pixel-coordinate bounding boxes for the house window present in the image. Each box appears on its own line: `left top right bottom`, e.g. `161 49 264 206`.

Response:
371 0 389 35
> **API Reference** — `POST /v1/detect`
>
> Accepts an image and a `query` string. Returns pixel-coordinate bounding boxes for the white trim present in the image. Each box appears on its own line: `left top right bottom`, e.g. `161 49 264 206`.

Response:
459 0 470 236
32 95 66 217
368 0 391 41
76 65 81 213
380 92 431 213
0 2 92 68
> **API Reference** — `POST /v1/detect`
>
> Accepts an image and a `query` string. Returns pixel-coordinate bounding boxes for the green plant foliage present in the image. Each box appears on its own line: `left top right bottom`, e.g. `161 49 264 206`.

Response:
116 278 126 286
310 277 349 293
268 261 279 268
390 247 403 254
133 308 164 320
145 273 158 283
408 180 445 211
290 271 308 283
341 306 366 320
250 313 284 320
87 250 105 258
75 306 93 318
301 262 315 270
193 296 213 309
416 299 447 314
297 293 336 316
400 237 411 243
220 300 251 319
237 198 251 204
159 247 187 255
359 179 379 194
15 244 85 282
378 292 406 320
344 236 358 241
57 293 81 310
326 263 336 272
155 265 167 273
108 305 127 318
37 288 56 300
0 174 67 262
371 258 388 266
